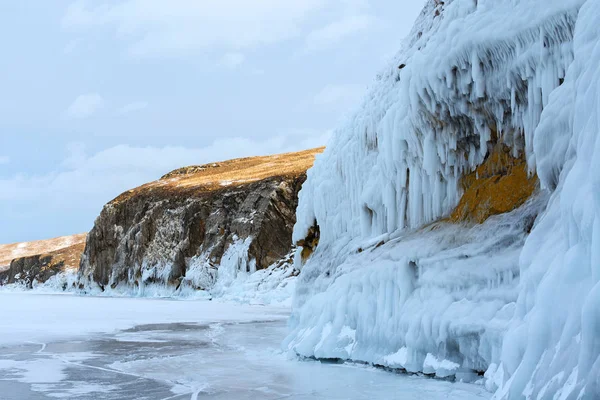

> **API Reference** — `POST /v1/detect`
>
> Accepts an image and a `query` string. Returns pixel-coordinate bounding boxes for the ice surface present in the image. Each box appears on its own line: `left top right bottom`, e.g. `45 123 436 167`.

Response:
288 0 600 398
0 293 490 400
0 292 287 347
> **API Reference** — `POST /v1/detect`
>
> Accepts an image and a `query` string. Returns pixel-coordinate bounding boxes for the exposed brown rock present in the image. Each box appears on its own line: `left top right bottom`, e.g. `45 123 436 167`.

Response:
451 142 538 224
297 222 320 262
78 148 323 291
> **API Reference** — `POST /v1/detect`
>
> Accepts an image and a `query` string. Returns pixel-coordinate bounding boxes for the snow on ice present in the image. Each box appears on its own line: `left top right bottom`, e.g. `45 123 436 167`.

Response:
0 293 491 400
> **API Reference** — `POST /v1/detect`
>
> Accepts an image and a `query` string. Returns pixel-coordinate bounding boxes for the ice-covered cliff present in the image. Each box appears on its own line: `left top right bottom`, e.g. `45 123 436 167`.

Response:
77 149 322 301
285 0 599 398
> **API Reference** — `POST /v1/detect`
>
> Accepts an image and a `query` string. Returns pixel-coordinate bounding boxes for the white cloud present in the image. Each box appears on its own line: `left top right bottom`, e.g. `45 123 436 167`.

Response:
287 128 333 150
0 131 329 206
118 101 149 115
64 93 104 119
314 83 365 108
304 15 374 52
62 0 329 57
0 131 330 242
219 53 245 70
0 156 10 165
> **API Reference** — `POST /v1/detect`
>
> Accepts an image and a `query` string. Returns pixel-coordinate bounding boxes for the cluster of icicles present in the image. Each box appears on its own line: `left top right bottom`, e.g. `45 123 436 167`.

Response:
294 0 580 246
290 0 600 398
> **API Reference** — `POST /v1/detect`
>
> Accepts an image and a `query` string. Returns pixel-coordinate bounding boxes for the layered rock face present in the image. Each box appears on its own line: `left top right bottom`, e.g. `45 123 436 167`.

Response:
78 148 322 293
0 234 86 287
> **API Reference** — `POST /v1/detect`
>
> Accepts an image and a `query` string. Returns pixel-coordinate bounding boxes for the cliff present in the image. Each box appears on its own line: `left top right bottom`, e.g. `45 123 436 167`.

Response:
286 1 600 399
0 234 86 287
77 148 322 295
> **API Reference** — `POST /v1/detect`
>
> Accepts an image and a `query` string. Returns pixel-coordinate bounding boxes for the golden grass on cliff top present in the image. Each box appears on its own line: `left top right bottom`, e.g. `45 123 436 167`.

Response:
0 233 87 271
111 147 325 205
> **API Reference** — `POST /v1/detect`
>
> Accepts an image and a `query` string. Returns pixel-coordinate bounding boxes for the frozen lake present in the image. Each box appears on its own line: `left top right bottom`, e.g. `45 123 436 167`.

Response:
0 293 491 399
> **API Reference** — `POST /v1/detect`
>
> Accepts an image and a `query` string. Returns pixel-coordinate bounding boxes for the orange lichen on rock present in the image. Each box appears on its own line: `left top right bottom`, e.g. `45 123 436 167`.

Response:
450 143 538 224
297 222 320 262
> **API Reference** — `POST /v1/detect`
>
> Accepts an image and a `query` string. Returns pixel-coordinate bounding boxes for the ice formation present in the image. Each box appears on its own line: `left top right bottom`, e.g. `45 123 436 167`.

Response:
4 238 298 306
286 0 600 398
84 238 298 305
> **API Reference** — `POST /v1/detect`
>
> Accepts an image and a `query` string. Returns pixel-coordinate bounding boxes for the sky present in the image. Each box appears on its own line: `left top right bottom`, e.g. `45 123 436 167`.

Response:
0 1 424 244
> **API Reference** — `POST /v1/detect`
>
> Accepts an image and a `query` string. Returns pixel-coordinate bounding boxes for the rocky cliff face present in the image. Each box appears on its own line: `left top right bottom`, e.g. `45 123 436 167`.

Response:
0 234 86 287
78 148 322 293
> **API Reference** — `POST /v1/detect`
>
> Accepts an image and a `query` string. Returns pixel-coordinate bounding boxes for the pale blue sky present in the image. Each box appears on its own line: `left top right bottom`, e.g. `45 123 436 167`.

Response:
0 1 424 243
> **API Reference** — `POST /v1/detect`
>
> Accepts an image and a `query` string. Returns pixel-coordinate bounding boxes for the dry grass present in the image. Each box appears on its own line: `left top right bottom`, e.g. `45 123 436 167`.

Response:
39 241 87 273
0 234 87 271
111 147 324 205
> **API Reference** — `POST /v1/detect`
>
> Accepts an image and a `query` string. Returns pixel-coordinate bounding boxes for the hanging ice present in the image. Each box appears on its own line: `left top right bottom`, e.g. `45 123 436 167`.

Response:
285 0 600 398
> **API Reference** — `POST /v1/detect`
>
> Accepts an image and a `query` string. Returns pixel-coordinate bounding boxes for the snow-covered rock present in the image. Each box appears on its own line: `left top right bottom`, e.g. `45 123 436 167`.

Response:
0 234 86 288
286 1 600 398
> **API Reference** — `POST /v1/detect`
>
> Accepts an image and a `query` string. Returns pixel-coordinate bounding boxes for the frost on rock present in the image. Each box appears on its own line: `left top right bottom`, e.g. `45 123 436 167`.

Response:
75 235 298 305
76 149 318 301
287 0 599 398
